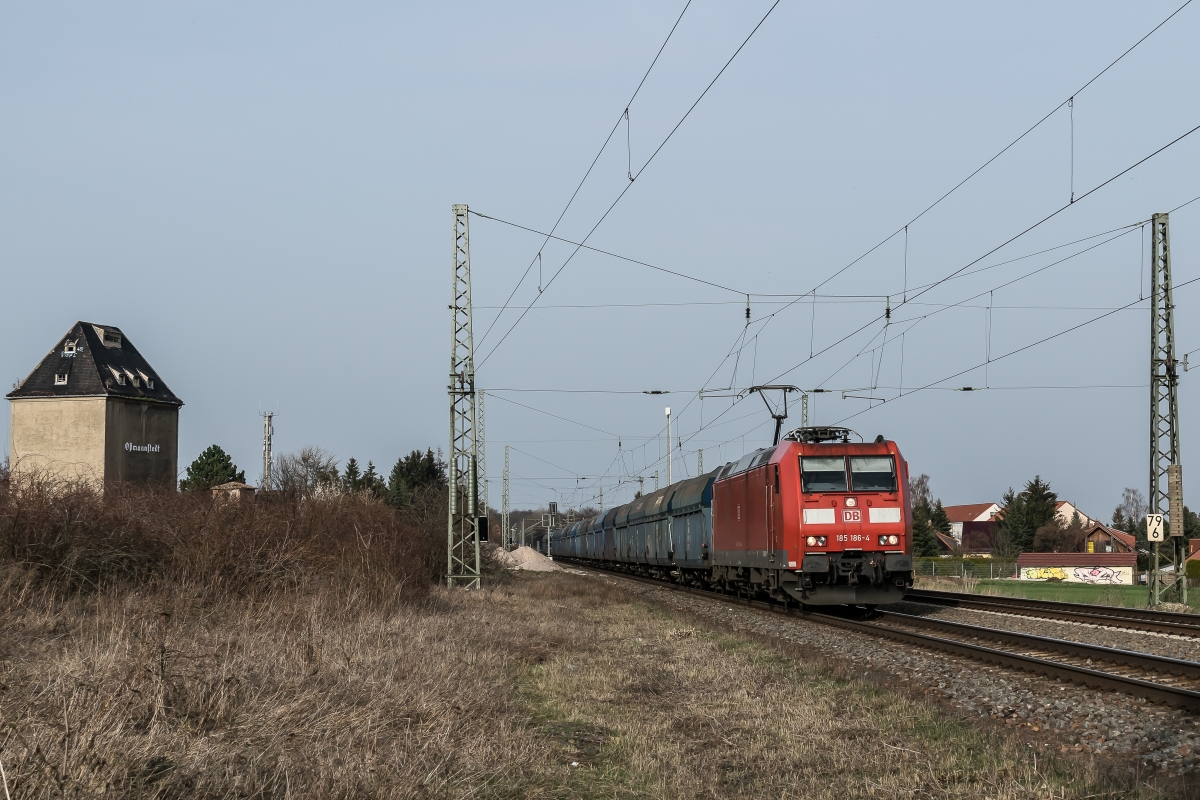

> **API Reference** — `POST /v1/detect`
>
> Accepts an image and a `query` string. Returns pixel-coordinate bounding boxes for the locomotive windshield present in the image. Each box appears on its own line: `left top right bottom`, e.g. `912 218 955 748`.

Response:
800 457 847 492
849 456 897 492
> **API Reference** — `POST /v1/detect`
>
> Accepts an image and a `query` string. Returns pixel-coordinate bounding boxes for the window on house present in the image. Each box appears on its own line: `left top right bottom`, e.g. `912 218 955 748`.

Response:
124 368 139 387
63 340 76 355
54 373 68 385
137 370 154 389
108 366 125 385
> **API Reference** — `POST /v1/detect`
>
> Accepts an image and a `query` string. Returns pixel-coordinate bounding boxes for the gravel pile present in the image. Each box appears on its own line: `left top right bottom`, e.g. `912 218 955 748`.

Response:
493 546 562 572
602 576 1200 777
892 600 1200 663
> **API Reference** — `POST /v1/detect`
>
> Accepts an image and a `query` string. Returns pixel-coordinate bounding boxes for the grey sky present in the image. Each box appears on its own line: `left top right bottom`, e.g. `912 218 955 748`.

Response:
3 1 1199 521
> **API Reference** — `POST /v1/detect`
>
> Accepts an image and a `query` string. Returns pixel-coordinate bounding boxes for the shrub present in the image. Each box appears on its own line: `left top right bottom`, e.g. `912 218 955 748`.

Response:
1187 558 1200 580
0 471 445 604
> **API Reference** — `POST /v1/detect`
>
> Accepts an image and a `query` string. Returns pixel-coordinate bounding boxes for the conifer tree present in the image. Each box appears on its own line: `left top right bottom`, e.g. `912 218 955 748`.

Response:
342 458 362 494
387 448 447 508
180 445 245 491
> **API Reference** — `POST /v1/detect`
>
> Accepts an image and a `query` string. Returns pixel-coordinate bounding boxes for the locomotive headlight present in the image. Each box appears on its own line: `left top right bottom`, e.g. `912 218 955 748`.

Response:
817 536 827 546
806 536 817 546
888 535 900 545
878 535 888 546
844 497 857 507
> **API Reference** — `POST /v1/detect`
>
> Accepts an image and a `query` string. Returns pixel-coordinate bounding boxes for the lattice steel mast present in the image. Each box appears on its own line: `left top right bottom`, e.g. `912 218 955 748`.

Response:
478 390 489 519
448 204 481 588
502 445 511 549
1149 212 1186 605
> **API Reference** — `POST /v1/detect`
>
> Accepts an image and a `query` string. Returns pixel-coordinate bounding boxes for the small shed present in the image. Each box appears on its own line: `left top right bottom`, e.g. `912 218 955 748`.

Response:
1016 552 1137 585
212 481 257 501
1081 524 1136 554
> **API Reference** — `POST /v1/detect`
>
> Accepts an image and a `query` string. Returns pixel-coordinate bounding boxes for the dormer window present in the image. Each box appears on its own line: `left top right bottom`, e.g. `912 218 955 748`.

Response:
124 368 139 387
93 325 122 348
62 340 77 356
54 373 68 385
137 370 154 389
108 366 125 385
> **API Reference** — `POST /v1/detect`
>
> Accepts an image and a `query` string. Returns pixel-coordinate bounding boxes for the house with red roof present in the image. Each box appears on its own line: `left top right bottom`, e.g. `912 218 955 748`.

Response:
943 503 1001 542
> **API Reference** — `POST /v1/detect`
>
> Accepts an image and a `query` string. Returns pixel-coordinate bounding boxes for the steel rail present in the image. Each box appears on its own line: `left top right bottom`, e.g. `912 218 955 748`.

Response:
907 589 1200 637
563 560 1200 711
876 610 1200 679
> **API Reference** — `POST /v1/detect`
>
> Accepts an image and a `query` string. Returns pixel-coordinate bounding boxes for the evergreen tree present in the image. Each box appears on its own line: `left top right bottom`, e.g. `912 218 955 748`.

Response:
908 473 944 557
912 502 942 557
387 448 447 508
996 476 1058 553
362 461 388 499
180 445 245 491
930 500 952 538
342 458 363 494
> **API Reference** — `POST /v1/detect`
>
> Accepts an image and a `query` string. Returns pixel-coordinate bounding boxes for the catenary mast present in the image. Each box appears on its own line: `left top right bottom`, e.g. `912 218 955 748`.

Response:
448 204 482 588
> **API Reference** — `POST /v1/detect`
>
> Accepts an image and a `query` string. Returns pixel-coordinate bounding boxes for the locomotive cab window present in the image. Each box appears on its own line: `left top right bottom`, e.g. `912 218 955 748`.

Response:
800 457 848 492
849 456 897 492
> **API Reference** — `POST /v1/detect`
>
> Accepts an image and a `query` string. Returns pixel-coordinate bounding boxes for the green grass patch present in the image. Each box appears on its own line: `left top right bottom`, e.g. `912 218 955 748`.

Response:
969 579 1200 610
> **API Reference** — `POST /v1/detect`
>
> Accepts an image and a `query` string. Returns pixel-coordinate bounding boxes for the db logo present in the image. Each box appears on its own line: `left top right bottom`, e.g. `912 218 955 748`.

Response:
843 509 862 523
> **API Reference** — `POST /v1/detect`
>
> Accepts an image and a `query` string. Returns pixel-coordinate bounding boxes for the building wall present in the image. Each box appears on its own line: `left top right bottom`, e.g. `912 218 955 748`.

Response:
103 399 179 486
9 397 107 483
1019 564 1134 585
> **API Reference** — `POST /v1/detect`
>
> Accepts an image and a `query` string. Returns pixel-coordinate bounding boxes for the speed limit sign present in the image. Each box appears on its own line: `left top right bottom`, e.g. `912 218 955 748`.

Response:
1147 513 1165 542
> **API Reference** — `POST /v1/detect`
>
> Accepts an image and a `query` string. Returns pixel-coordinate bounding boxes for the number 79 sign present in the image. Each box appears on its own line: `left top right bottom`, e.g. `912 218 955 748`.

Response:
1147 513 1165 542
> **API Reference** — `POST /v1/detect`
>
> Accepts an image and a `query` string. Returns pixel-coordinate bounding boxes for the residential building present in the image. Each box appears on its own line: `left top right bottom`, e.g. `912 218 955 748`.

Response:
943 503 1001 541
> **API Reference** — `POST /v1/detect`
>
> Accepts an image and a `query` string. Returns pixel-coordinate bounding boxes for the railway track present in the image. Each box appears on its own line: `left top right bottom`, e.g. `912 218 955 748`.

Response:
907 588 1200 637
566 561 1200 712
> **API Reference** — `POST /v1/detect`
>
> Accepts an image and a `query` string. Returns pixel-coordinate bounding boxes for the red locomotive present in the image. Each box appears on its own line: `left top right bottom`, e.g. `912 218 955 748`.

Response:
550 426 913 606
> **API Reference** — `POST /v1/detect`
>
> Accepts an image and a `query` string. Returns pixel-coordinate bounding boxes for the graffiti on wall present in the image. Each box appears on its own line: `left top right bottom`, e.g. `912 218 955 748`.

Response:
1020 565 1131 584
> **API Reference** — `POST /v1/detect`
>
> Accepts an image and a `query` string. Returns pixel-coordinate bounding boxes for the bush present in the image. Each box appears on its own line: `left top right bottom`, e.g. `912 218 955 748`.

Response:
0 471 445 604
1187 559 1200 580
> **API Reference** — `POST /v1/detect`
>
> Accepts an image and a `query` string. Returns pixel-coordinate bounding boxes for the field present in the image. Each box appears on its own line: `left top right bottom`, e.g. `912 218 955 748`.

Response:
0 481 1172 797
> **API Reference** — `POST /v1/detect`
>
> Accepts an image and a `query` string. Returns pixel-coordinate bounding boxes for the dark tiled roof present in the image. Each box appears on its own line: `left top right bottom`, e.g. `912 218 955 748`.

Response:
6 322 182 406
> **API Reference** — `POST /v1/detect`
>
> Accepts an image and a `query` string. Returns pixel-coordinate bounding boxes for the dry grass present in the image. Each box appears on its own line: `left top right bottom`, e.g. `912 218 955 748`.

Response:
0 480 1158 797
0 571 1152 798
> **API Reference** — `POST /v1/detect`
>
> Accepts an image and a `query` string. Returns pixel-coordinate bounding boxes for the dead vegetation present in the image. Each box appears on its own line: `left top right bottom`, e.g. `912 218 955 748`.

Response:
0 477 1160 797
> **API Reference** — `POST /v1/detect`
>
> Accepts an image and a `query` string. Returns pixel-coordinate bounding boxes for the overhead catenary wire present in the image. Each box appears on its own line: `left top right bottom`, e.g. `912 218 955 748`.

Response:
488 9 1200 511
477 0 784 369
833 276 1200 426
476 0 695 351
758 118 1200 391
797 0 1194 300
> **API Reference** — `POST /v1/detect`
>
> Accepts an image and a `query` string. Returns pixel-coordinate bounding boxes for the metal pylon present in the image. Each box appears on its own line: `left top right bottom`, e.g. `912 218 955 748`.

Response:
448 204 481 588
1149 212 1185 605
502 445 510 550
478 390 488 515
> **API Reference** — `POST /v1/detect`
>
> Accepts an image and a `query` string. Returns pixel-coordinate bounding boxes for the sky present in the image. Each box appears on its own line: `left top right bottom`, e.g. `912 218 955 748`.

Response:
2 1 1199 521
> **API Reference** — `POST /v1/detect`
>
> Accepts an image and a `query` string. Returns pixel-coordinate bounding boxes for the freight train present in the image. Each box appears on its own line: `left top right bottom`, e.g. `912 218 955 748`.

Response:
549 427 913 606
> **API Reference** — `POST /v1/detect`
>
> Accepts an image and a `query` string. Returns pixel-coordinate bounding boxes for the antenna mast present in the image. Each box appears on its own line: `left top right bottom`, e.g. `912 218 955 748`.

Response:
261 411 274 489
448 204 482 588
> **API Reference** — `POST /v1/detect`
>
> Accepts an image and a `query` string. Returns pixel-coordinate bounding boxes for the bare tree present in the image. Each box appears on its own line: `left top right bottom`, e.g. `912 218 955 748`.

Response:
909 473 933 510
1112 487 1148 532
273 446 340 498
